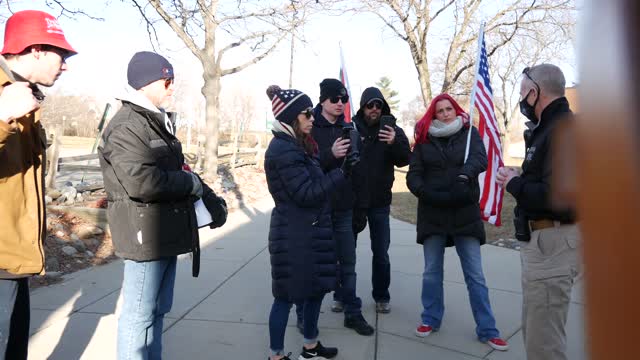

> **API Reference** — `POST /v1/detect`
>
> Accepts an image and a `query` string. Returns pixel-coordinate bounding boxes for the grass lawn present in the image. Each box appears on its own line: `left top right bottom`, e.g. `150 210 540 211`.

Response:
391 169 516 242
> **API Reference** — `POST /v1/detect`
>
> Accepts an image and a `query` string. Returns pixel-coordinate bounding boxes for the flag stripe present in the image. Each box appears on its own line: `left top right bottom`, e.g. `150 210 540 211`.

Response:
473 33 504 226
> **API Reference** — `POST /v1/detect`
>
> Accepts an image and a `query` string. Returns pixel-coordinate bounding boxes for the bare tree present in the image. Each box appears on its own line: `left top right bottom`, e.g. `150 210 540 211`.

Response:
127 0 326 180
361 0 575 106
491 12 575 141
0 0 103 20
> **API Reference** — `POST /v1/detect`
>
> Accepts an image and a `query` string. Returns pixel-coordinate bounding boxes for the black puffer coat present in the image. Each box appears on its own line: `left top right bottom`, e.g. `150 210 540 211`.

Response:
406 126 488 246
264 132 345 301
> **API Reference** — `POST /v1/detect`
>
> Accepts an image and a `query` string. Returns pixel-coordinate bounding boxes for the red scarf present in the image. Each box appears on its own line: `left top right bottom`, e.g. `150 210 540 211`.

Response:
414 93 469 145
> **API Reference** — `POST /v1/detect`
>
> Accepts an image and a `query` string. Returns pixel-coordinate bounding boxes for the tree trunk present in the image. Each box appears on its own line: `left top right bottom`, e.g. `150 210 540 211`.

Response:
202 72 222 181
414 58 432 106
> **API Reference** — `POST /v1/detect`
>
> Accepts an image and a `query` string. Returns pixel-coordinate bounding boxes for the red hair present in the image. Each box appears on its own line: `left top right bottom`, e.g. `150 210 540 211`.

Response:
414 93 469 145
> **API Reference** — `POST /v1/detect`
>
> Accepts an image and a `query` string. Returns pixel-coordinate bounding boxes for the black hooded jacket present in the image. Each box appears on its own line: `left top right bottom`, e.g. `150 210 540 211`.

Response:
352 87 410 208
311 105 358 212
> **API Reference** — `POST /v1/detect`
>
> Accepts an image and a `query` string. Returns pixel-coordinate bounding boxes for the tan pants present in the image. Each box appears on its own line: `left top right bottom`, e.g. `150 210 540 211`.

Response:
519 224 581 360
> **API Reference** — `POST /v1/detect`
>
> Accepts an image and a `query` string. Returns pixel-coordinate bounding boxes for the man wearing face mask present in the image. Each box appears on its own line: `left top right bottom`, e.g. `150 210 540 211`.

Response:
496 64 580 360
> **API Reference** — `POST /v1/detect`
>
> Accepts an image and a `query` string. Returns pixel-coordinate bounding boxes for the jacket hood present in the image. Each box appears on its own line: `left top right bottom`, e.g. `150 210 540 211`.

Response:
117 85 162 113
355 87 391 119
312 103 348 128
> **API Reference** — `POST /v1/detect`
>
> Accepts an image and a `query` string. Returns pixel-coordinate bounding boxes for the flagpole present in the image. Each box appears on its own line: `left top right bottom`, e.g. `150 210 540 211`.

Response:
339 43 356 130
464 21 486 163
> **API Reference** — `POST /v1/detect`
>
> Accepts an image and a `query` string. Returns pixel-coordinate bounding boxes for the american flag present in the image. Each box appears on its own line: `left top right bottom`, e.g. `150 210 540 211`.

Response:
473 33 504 225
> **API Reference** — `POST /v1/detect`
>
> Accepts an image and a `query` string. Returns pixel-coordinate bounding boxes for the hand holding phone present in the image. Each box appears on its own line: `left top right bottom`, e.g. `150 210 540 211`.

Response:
378 115 396 144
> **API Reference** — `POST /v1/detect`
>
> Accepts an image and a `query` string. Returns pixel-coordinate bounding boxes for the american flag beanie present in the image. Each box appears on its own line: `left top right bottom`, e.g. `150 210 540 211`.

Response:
266 85 313 125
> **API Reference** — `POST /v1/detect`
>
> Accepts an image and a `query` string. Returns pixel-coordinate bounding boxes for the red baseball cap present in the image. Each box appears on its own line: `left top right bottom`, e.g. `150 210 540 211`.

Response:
1 10 76 55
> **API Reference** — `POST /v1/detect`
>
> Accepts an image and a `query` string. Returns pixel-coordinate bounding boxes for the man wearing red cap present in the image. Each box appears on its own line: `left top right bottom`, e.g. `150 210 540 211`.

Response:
0 10 76 360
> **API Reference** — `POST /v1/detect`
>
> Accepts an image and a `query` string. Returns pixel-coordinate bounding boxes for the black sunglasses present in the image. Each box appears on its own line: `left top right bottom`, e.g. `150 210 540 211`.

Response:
300 108 313 119
366 101 382 110
41 45 73 61
329 95 349 104
522 67 540 95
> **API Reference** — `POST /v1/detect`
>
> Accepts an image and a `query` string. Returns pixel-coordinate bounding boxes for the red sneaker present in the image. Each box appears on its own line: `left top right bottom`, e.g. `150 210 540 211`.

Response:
487 337 509 351
415 324 433 337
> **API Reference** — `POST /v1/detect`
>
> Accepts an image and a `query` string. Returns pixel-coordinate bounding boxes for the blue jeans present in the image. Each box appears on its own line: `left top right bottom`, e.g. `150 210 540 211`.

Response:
269 296 323 356
117 257 177 360
331 209 362 316
421 235 499 342
355 206 391 302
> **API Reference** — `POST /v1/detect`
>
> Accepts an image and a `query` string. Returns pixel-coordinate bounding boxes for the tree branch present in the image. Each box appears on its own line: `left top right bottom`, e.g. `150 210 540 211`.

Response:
220 32 288 76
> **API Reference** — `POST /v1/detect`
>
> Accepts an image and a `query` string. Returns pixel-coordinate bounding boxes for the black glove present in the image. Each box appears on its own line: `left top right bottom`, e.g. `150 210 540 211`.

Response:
202 193 228 228
352 208 367 234
340 151 360 177
450 175 474 206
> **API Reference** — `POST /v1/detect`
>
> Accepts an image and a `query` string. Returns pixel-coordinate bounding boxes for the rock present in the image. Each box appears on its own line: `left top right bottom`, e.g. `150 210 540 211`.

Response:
61 246 78 256
87 238 100 247
72 239 87 252
45 195 52 204
47 189 62 200
46 257 60 271
60 186 77 205
85 251 94 257
53 236 67 245
54 224 65 232
77 225 104 239
45 271 62 278
63 181 73 187
70 233 80 241
55 230 66 238
76 192 83 201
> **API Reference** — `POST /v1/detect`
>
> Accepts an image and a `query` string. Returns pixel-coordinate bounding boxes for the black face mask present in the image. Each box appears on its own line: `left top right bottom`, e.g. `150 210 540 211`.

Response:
519 89 538 123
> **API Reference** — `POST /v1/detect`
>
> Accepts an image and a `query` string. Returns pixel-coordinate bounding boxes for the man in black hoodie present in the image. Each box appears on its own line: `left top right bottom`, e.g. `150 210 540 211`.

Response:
352 87 410 314
308 78 374 336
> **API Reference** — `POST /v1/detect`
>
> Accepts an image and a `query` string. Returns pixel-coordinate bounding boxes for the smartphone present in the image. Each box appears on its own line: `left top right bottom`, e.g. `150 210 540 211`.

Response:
341 127 352 140
379 115 396 132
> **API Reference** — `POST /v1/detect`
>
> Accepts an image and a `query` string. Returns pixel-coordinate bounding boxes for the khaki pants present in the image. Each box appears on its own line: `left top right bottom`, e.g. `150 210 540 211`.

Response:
519 224 581 360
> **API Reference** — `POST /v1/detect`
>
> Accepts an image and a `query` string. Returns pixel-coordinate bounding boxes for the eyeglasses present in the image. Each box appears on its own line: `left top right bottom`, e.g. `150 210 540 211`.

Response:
41 45 73 61
366 101 382 110
164 78 174 89
522 67 540 96
300 108 313 119
329 95 349 104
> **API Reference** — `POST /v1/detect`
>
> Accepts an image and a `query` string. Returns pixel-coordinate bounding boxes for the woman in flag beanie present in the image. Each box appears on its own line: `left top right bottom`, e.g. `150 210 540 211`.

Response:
406 93 509 351
264 85 357 360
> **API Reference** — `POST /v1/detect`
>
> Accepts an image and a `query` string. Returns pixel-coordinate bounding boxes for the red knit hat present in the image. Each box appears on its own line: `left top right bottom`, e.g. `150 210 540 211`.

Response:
414 93 470 145
2 10 76 55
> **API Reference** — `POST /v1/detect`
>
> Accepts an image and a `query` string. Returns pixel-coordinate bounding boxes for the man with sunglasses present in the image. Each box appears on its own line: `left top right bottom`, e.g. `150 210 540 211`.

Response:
308 78 375 336
0 10 76 359
496 64 579 360
351 87 410 314
99 51 227 359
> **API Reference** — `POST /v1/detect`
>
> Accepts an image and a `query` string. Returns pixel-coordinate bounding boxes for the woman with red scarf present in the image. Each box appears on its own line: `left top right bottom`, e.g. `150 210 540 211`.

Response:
406 94 509 351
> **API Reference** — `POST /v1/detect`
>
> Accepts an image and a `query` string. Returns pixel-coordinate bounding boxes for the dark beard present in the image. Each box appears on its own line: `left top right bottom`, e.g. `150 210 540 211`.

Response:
365 114 379 126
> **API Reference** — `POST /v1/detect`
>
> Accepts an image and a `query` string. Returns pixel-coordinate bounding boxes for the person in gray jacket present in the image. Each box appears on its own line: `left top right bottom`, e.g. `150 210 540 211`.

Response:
98 51 227 360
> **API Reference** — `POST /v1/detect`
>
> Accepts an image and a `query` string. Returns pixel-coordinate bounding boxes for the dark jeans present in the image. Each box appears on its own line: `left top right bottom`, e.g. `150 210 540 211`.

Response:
355 206 391 302
0 278 30 360
331 209 362 316
269 296 323 356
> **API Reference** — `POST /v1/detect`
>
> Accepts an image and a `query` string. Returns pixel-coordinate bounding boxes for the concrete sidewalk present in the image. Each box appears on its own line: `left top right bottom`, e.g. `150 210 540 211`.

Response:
27 198 586 359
